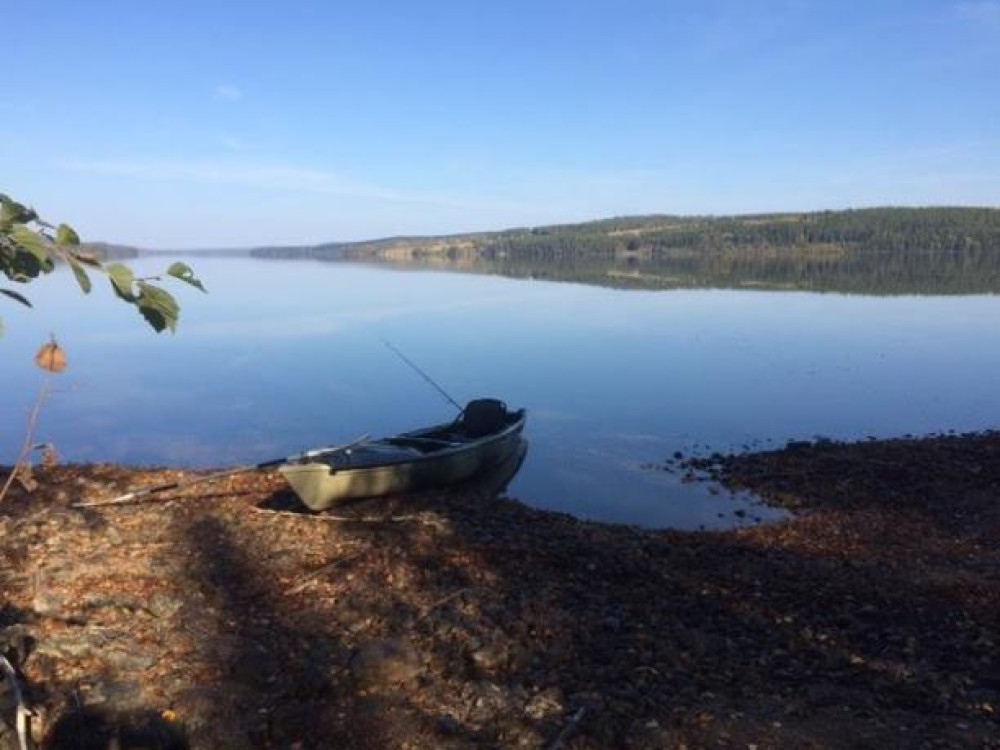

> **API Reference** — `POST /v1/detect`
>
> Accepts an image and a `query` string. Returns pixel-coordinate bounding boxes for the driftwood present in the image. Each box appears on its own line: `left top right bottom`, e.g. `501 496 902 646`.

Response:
0 654 32 750
71 465 262 508
252 506 447 528
72 435 369 508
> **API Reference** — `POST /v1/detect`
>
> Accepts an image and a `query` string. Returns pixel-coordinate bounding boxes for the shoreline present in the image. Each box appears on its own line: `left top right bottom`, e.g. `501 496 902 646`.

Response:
1 430 998 748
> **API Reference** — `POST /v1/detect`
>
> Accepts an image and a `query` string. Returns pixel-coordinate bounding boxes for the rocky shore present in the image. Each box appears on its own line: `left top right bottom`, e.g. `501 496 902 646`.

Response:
1 431 998 749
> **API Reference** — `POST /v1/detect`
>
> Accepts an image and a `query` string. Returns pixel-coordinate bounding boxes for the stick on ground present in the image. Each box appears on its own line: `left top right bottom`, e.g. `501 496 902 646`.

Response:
0 654 33 750
252 506 447 528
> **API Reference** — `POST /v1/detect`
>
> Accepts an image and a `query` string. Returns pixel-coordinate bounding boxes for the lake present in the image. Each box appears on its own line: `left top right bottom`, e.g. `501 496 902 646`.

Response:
3 256 999 528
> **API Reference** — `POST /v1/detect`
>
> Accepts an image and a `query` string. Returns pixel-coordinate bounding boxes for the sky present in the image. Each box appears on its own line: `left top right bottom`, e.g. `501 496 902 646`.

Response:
2 0 999 248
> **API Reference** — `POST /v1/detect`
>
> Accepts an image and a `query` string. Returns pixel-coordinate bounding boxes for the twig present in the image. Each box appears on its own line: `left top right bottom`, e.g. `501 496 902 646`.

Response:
417 588 471 622
252 506 446 527
0 376 51 504
546 707 586 750
0 654 33 750
74 434 369 508
286 549 365 594
72 468 251 508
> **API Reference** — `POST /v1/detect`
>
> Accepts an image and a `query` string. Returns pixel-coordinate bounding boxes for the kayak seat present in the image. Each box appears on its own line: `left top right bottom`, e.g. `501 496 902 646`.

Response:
458 399 509 438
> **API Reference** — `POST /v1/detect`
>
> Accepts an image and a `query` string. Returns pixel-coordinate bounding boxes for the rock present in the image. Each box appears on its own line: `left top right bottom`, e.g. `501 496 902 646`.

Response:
35 632 101 660
103 646 159 673
525 687 564 721
436 714 463 735
350 639 421 687
79 679 146 710
145 593 184 620
469 645 505 674
32 590 71 617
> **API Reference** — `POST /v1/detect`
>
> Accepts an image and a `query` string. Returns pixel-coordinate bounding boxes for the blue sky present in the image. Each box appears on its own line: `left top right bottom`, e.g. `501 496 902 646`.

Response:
3 0 998 248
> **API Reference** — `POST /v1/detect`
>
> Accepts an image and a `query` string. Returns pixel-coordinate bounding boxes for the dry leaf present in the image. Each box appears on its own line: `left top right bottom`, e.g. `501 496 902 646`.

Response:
40 443 59 468
35 339 67 373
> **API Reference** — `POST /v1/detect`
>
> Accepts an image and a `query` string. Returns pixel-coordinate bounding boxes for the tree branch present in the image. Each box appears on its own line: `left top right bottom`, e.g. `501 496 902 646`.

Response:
0 376 51 504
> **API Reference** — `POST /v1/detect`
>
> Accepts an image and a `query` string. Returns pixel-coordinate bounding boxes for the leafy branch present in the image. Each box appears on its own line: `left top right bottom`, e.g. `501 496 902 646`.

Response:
1 192 206 333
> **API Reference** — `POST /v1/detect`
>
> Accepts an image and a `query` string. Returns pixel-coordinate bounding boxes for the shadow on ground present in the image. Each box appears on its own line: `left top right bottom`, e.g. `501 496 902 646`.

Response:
2 434 998 748
162 482 998 746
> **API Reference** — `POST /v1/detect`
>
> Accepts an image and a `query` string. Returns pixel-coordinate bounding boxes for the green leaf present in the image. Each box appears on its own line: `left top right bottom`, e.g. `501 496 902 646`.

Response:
0 197 35 226
106 263 135 301
2 247 47 282
10 225 54 269
166 261 206 292
55 223 81 246
67 257 92 294
1 288 32 307
135 281 180 333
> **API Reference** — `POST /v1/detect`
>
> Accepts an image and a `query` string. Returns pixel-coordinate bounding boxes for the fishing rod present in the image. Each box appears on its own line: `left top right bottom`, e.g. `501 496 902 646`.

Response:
73 434 369 508
380 338 464 413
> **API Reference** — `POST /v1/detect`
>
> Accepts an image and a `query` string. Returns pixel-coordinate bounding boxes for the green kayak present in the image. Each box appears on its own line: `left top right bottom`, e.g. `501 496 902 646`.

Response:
279 399 527 510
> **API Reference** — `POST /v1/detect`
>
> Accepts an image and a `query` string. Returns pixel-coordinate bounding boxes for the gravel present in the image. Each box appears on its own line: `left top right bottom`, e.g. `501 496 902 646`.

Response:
1 433 998 748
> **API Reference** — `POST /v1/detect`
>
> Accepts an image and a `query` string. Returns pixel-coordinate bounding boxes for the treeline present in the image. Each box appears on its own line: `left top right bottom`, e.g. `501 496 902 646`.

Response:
373 247 1000 295
479 208 1000 258
80 242 141 261
251 207 1000 294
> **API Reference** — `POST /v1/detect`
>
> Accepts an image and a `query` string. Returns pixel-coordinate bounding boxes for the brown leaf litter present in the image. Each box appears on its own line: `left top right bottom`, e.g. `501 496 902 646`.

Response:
1 431 998 748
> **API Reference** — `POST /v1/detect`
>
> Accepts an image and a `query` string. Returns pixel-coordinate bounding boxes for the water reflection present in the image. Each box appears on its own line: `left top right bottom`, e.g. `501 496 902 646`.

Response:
462 437 528 497
2 258 999 529
258 246 1000 296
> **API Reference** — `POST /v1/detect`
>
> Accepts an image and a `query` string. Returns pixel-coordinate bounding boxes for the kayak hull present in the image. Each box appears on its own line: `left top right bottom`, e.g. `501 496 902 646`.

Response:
279 406 526 510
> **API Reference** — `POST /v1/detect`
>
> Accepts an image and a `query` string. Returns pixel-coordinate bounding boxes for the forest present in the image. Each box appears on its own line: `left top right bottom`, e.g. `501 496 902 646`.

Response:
252 207 1000 295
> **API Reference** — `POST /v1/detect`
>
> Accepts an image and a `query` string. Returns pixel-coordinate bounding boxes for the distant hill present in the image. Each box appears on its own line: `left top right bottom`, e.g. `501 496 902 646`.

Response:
79 241 142 260
250 207 1000 294
252 207 1000 261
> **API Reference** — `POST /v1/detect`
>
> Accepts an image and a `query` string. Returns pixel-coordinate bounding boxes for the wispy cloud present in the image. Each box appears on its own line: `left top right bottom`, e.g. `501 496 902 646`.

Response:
59 157 519 212
955 1 1000 23
214 84 243 102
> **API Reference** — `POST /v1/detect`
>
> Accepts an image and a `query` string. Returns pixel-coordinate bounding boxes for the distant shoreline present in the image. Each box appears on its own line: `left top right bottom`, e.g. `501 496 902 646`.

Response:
133 207 1000 295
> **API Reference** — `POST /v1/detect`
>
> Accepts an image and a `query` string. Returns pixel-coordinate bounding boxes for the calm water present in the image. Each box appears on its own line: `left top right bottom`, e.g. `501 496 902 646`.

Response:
3 257 1000 528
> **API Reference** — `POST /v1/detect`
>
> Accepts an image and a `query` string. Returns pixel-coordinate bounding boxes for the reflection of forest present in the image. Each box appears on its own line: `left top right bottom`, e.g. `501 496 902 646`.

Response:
253 208 1000 295
358 248 1000 295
